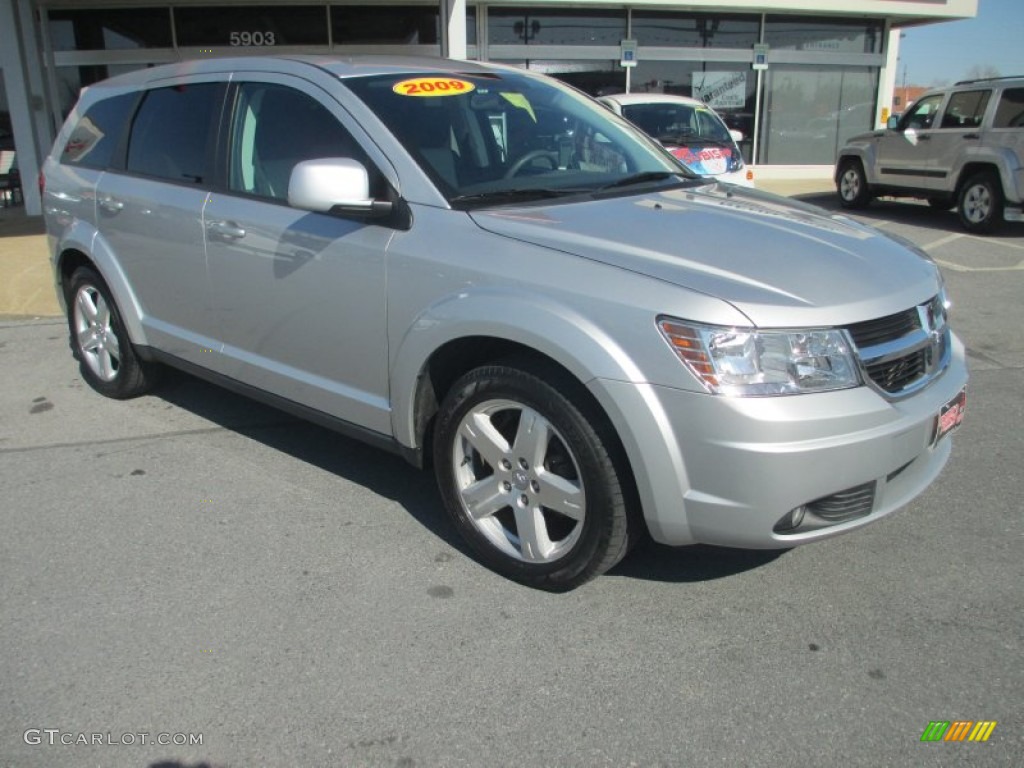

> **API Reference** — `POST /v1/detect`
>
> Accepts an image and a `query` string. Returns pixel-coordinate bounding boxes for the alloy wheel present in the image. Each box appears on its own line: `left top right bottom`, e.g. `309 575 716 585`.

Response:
73 284 121 382
451 398 585 564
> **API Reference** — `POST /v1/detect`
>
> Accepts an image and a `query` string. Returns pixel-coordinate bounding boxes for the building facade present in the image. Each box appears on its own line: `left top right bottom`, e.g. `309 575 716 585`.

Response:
2 0 978 214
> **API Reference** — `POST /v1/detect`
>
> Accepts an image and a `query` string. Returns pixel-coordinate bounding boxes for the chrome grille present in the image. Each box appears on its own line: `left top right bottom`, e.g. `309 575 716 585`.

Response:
846 294 949 398
847 308 920 348
865 348 929 392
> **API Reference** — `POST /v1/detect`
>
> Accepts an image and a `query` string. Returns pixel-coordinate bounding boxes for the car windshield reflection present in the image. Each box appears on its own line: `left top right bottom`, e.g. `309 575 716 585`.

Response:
345 70 687 205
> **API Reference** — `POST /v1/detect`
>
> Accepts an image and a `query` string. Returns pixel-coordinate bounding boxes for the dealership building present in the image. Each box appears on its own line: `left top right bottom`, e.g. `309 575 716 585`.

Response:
2 0 977 214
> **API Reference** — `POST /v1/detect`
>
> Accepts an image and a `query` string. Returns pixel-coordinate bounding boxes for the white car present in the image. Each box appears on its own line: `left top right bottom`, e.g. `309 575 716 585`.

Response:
599 93 753 186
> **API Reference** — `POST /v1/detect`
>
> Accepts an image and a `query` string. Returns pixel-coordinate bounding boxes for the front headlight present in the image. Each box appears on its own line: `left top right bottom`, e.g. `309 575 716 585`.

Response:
657 317 860 396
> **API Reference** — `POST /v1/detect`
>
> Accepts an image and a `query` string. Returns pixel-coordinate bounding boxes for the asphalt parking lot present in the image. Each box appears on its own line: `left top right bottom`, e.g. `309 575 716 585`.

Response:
1 194 1022 767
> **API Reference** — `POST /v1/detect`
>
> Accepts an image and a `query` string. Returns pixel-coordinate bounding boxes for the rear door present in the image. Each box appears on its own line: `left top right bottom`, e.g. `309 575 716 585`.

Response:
932 88 992 182
202 75 395 433
94 78 225 362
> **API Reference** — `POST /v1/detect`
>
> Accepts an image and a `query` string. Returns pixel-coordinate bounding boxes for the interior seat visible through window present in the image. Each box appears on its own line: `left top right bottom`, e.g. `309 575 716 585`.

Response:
230 83 362 202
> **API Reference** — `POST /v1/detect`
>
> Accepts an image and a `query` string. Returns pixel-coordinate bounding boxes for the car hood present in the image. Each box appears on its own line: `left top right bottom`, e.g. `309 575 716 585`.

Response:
468 182 940 328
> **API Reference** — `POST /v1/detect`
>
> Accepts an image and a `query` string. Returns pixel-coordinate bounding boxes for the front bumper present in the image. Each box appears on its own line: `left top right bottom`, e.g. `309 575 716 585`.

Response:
593 334 968 548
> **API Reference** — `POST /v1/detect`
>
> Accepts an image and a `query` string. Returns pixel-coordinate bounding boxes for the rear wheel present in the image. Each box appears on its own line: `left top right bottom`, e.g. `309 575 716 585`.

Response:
837 159 871 209
958 172 1003 234
67 266 158 399
433 362 634 590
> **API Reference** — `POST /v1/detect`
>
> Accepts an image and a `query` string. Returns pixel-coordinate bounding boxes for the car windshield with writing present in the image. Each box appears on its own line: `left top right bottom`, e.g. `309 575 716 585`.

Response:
344 70 688 206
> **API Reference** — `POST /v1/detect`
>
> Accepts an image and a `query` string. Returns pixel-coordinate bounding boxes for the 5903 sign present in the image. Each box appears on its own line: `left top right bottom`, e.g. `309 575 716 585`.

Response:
230 31 276 47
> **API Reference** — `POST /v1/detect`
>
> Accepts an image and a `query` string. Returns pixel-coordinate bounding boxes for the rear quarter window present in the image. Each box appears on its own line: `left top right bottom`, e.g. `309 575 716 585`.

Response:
992 87 1024 128
61 92 137 169
126 83 219 183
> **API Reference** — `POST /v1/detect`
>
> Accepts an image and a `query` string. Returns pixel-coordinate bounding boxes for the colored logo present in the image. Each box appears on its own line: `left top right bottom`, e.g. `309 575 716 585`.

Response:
920 721 997 742
392 77 475 97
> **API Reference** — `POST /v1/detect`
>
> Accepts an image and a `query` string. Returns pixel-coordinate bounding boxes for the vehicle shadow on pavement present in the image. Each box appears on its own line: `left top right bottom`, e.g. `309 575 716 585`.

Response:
608 537 787 583
153 371 786 585
153 370 471 558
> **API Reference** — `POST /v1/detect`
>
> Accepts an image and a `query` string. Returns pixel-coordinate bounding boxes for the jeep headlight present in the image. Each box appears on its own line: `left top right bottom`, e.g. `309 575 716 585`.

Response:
657 318 860 396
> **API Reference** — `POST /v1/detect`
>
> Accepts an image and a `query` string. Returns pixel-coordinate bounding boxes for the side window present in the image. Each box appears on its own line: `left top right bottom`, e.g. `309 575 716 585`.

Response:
993 87 1024 128
228 83 369 202
900 94 943 131
61 92 137 169
126 83 218 183
940 90 991 129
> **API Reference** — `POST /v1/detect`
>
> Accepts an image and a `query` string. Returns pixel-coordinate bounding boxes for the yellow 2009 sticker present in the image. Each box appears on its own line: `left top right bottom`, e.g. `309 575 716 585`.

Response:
392 77 476 97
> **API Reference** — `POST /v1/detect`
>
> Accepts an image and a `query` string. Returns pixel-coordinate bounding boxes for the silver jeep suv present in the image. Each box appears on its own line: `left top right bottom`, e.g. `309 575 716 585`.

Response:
44 56 967 590
836 76 1024 233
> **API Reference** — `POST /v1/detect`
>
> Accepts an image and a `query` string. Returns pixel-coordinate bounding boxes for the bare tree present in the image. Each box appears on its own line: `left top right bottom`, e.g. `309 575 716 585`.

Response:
963 64 1001 81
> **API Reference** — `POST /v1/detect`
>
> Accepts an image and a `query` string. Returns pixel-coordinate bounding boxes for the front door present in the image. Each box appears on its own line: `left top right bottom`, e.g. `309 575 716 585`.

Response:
203 78 393 434
875 92 946 191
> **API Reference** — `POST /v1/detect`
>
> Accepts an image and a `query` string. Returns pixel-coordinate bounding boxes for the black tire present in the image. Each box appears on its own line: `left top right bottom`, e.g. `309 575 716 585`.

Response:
433 362 635 590
836 159 872 209
957 171 1004 234
927 196 954 210
66 266 158 399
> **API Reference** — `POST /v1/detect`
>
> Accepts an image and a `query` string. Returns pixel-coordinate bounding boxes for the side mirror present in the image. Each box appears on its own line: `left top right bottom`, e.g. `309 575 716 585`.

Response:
728 129 744 142
288 158 392 218
886 116 901 130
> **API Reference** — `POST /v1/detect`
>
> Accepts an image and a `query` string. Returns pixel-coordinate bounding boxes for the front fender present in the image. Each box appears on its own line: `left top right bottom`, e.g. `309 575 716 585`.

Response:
389 286 649 449
836 144 878 184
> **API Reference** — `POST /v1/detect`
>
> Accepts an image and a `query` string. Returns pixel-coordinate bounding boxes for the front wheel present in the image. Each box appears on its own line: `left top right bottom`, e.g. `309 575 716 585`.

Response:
837 159 872 209
433 363 634 590
67 266 158 398
958 172 1004 234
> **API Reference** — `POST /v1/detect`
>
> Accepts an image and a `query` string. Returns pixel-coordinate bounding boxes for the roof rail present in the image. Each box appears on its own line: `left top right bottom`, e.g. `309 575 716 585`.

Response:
954 75 1024 85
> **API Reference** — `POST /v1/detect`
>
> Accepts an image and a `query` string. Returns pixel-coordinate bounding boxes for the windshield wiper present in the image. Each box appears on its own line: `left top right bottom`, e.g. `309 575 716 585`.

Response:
594 171 690 193
449 188 583 208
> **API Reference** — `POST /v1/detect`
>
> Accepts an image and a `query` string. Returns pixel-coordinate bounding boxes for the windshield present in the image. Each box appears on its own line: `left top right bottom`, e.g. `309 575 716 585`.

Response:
344 70 688 204
621 102 734 146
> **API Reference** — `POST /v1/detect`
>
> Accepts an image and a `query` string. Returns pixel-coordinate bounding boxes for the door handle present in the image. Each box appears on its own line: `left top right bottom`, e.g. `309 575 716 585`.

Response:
207 220 246 240
917 134 931 141
963 133 980 140
98 196 124 213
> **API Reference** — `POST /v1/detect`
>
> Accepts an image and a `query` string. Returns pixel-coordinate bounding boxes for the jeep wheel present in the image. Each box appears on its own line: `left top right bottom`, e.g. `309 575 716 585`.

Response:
958 172 1004 234
68 266 158 399
837 160 871 209
433 363 634 590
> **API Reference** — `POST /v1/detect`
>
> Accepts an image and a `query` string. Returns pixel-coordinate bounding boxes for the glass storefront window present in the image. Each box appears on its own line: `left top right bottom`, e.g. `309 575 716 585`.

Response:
765 16 882 54
760 65 877 165
488 8 626 46
49 8 173 51
332 5 439 45
493 61 624 97
175 5 328 47
630 61 756 162
631 13 760 49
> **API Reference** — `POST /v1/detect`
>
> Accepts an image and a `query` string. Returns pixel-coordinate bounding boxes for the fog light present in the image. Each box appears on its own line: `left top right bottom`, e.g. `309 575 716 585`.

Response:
775 505 806 533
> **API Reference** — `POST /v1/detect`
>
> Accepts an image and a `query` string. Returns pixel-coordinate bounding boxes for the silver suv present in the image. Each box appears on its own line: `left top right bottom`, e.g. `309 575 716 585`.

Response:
836 76 1024 232
44 56 967 590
